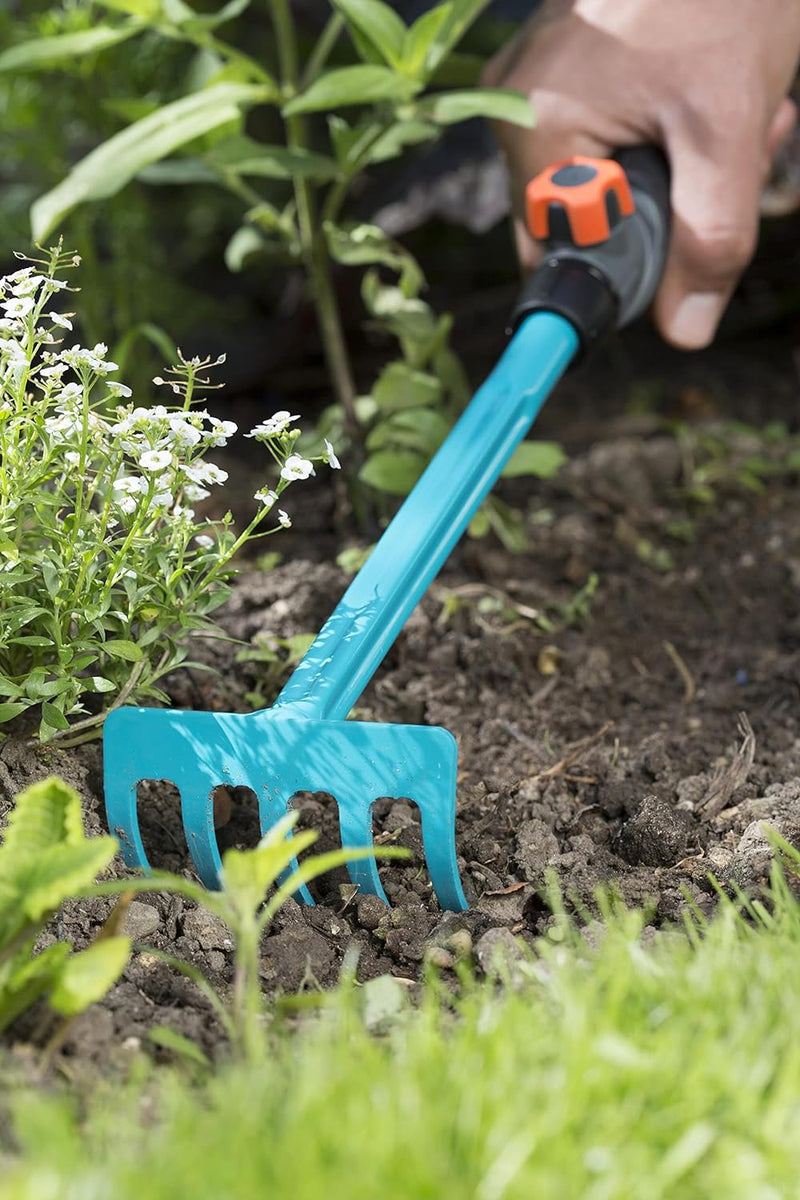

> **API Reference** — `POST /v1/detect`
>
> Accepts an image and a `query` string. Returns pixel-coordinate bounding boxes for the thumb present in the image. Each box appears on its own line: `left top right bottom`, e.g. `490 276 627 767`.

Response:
654 131 765 350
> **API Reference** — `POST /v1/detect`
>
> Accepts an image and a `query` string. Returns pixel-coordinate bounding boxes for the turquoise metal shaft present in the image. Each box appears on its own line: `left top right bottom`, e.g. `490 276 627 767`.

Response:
272 311 579 721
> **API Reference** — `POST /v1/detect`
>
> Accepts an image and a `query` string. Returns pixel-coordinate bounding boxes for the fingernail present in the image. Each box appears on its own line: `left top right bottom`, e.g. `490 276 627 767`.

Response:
667 292 726 349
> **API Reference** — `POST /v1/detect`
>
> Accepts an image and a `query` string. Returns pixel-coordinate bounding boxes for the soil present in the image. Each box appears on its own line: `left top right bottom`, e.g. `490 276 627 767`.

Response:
4 249 800 1065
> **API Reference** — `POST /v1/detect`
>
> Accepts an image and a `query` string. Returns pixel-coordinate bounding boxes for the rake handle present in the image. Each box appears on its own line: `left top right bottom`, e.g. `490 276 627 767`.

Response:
271 311 578 721
273 148 669 722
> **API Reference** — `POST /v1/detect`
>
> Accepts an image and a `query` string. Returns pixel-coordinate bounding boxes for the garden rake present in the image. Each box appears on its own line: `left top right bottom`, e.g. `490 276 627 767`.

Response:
104 148 669 911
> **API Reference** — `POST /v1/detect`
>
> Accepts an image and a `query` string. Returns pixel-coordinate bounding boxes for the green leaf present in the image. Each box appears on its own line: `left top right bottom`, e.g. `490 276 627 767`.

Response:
149 1026 211 1067
423 0 491 74
326 222 424 294
222 816 318 916
85 677 116 693
0 779 86 861
0 945 71 1036
95 0 160 15
483 496 527 554
31 82 272 241
283 65 419 116
418 87 535 127
501 440 566 480
365 409 449 457
40 702 70 733
137 159 219 186
0 702 29 724
16 842 119 924
359 449 426 495
366 120 439 164
468 507 491 539
332 0 407 66
49 937 131 1017
160 0 196 22
225 226 266 272
103 639 144 663
0 25 143 73
209 141 339 181
401 4 453 79
372 361 442 410
193 0 253 28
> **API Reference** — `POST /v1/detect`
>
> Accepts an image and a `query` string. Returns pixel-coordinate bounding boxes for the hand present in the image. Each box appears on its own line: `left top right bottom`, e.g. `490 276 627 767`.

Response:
483 0 800 348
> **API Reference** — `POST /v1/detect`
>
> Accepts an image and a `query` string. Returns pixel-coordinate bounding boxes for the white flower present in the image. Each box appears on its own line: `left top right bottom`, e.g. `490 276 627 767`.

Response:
168 418 202 448
172 505 195 521
113 476 147 495
106 382 132 399
48 311 73 330
61 343 118 374
11 274 46 298
246 411 300 439
151 489 174 510
324 438 341 470
140 449 173 472
205 417 237 447
278 509 292 529
54 382 83 405
115 495 138 515
2 297 35 319
280 454 315 482
184 483 210 502
194 534 215 549
184 461 227 486
64 451 80 467
39 362 68 380
254 487 278 508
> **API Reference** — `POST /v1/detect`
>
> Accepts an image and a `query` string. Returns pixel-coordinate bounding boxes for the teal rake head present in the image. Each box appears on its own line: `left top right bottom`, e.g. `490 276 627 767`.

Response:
104 706 463 909
104 149 670 912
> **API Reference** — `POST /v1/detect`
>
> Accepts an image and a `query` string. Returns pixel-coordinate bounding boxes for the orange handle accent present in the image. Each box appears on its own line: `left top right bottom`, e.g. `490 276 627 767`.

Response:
526 156 635 247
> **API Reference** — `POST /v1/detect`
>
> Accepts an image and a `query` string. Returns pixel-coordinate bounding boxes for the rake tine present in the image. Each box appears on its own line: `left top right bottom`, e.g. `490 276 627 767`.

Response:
180 783 224 890
415 781 468 913
336 798 388 904
104 772 151 874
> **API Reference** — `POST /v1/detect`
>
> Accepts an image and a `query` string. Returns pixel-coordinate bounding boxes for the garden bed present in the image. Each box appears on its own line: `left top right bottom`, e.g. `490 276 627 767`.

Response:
3 310 800 1066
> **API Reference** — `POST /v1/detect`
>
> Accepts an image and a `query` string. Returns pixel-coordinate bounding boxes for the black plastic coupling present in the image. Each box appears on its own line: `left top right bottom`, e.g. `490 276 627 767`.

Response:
510 256 618 356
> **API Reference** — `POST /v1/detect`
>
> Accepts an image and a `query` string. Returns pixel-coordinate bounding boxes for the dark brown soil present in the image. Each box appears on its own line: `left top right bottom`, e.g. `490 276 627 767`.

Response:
4 307 800 1065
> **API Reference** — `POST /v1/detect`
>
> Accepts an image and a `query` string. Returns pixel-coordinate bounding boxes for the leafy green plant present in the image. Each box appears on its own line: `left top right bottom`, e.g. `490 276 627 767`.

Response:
0 776 129 1039
95 813 405 1061
675 418 800 506
235 631 316 710
1 0 559 534
0 249 334 742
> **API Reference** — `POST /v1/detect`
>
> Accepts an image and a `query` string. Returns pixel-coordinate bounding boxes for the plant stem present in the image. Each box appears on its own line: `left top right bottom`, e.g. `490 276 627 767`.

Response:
300 12 344 88
233 920 264 1062
269 0 358 434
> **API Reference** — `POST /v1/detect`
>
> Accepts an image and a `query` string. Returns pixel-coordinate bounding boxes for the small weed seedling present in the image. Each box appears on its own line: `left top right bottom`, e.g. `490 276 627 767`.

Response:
95 814 405 1063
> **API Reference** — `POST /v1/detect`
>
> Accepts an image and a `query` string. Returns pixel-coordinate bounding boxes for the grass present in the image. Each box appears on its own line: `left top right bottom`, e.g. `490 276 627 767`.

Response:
3 876 800 1199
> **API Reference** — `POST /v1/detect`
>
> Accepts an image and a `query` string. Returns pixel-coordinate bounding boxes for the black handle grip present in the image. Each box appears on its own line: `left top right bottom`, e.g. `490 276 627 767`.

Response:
512 147 671 355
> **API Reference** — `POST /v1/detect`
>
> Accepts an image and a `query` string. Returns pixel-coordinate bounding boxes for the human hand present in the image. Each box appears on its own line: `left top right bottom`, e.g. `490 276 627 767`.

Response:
483 0 800 348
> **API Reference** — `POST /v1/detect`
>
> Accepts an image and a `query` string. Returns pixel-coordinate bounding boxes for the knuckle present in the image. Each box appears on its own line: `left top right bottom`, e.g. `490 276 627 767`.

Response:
688 220 757 277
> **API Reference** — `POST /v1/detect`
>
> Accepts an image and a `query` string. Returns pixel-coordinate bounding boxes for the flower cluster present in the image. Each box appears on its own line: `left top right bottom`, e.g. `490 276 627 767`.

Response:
0 250 340 742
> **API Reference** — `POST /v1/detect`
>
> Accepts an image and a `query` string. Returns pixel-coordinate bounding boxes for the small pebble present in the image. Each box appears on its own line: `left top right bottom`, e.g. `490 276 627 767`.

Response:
356 894 388 932
424 946 456 970
123 901 161 941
